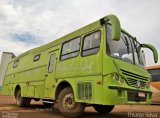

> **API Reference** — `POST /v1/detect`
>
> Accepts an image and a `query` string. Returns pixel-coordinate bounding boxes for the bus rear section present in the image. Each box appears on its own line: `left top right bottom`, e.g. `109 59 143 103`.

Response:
147 65 160 104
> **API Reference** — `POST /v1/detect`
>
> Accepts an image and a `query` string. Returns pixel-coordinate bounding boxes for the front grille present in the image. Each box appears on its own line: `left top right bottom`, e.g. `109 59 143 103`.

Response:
121 69 148 88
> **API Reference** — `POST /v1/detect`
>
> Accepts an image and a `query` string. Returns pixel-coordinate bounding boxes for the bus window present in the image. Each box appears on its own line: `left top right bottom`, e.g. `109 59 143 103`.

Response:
48 53 56 73
34 54 41 61
82 31 101 56
148 69 160 82
106 25 134 64
13 60 19 68
61 37 80 60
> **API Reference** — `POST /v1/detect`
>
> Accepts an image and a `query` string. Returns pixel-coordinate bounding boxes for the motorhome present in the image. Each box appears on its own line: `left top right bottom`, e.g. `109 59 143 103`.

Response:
2 14 158 117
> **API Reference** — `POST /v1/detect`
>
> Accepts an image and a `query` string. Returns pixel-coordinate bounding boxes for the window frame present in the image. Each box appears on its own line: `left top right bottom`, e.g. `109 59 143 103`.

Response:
13 60 19 68
81 30 101 57
33 54 41 62
48 53 56 73
60 37 81 60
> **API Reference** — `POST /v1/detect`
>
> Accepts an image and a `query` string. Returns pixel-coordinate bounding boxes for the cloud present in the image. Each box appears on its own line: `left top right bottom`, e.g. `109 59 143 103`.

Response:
0 0 160 67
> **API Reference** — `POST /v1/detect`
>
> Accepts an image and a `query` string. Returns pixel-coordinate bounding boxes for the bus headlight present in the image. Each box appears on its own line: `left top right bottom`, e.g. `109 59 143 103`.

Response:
114 73 120 81
111 73 120 81
111 73 125 84
120 76 125 84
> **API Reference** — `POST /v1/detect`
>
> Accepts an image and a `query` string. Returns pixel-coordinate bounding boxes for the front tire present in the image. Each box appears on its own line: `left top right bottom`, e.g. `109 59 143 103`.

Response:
16 90 31 107
58 87 85 118
93 105 114 114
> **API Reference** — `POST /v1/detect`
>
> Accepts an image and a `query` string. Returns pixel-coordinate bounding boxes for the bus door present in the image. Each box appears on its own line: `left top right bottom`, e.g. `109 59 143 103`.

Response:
43 50 58 98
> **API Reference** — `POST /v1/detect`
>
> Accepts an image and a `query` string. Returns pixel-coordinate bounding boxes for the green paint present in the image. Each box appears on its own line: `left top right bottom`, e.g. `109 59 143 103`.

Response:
141 44 158 63
2 14 157 106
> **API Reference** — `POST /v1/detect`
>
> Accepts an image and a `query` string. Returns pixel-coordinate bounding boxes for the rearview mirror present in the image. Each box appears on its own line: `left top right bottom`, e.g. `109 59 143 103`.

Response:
100 14 121 41
140 50 146 67
141 44 158 63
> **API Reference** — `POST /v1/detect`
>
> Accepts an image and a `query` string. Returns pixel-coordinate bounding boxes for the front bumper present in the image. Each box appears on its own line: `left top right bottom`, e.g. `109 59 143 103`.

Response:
101 85 152 105
108 86 152 94
109 86 152 102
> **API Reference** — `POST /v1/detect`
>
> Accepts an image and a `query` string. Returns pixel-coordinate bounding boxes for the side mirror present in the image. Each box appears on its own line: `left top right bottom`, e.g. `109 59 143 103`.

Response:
100 14 121 41
141 44 158 63
140 50 146 67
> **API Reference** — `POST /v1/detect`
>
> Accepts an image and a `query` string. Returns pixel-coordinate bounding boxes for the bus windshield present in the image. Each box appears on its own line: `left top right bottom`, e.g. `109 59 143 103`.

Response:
106 24 145 68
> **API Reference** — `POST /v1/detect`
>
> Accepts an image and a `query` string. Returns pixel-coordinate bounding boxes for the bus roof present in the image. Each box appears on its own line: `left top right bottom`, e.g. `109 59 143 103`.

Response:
10 15 138 62
146 65 160 70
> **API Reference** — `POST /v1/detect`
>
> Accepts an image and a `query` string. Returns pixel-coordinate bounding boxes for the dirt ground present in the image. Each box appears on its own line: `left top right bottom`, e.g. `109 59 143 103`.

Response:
0 95 160 118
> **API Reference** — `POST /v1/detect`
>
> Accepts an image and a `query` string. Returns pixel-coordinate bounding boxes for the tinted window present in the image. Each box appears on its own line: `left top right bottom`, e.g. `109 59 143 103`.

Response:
82 31 101 56
48 53 56 73
148 69 160 82
61 37 80 60
34 54 40 61
13 60 19 68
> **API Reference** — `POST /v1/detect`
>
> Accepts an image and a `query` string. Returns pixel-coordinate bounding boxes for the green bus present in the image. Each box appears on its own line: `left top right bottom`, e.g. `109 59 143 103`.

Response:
2 14 158 117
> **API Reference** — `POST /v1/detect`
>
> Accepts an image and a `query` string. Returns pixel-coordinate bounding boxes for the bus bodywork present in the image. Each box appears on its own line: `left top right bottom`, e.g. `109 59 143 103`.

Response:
2 14 158 117
147 65 160 104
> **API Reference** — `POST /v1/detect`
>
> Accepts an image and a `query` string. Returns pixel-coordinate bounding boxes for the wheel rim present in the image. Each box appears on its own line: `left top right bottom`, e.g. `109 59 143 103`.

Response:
63 93 75 110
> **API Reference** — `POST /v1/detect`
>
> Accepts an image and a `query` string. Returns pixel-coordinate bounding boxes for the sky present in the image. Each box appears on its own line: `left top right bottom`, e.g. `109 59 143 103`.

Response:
0 0 160 67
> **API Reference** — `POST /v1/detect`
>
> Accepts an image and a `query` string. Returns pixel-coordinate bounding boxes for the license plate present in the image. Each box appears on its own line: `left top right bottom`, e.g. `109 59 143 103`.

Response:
138 92 146 97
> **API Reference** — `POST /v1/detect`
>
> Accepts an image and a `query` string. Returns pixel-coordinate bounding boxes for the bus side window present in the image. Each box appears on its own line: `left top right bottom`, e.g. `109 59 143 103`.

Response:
48 53 56 73
61 37 80 60
82 31 101 56
34 54 41 62
13 60 19 68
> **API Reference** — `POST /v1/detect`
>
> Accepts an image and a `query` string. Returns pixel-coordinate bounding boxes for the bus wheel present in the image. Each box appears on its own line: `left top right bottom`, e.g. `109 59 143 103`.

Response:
93 105 114 114
58 87 85 118
16 90 29 107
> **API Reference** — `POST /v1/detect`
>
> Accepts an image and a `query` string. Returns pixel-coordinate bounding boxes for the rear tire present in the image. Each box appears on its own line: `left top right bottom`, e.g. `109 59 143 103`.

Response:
93 105 114 114
16 90 31 107
58 87 85 118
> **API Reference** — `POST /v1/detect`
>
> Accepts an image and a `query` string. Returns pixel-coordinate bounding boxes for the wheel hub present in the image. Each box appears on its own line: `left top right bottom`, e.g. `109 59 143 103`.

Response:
63 94 75 110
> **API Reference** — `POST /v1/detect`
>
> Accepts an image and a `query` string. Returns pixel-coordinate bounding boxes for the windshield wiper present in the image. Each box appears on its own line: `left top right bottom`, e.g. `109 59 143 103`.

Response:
125 37 130 54
132 39 139 54
122 34 130 54
132 38 142 64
